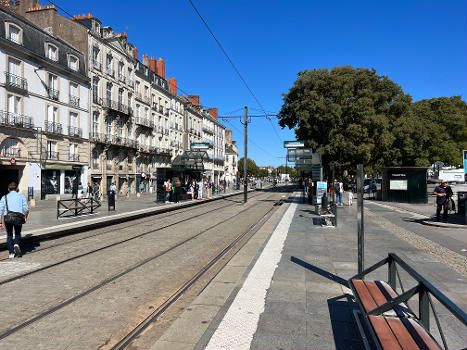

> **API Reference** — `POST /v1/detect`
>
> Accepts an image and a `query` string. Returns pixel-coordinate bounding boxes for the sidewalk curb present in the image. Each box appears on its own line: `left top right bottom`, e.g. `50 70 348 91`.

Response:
420 220 467 229
0 189 257 250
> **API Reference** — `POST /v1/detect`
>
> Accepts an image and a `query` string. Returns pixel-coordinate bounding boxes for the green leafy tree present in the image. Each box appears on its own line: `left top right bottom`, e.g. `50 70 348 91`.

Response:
277 165 299 178
278 66 412 176
238 158 259 177
257 169 270 178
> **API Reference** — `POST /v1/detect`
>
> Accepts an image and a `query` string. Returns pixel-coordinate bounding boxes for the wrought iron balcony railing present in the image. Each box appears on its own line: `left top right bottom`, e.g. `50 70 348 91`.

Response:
103 98 129 114
5 72 27 91
47 87 59 101
44 121 62 134
1 147 21 157
68 126 82 138
0 111 34 129
69 95 80 107
68 154 80 161
45 151 59 160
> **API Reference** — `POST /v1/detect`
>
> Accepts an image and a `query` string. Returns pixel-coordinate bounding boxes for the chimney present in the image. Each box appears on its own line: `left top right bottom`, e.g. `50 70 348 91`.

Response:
133 47 138 60
156 57 165 78
208 107 218 120
142 54 149 67
225 129 232 144
167 78 177 95
149 57 157 73
188 95 200 105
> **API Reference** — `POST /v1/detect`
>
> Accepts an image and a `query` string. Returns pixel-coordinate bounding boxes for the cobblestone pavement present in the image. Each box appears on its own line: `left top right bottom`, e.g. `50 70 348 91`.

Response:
0 189 284 350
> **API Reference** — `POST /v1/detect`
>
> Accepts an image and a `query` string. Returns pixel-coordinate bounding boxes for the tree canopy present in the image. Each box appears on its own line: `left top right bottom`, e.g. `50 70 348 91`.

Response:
238 157 259 177
278 66 467 177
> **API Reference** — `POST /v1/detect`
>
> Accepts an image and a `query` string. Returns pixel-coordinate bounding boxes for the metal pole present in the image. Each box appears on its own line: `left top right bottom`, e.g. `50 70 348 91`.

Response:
331 164 335 203
243 106 248 203
357 164 364 275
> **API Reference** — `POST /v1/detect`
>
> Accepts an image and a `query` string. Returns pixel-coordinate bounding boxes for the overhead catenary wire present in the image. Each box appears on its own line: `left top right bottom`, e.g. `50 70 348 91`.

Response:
187 0 284 142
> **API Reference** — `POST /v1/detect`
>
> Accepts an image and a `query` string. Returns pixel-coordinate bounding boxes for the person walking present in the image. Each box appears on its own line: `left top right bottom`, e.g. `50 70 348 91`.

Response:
173 177 181 203
197 179 203 199
348 189 354 206
164 179 171 203
77 182 84 199
434 180 453 222
93 181 101 201
71 181 78 199
0 182 29 258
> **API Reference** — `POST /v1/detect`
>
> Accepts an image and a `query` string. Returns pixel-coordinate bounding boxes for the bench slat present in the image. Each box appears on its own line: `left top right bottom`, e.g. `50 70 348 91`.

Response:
352 279 378 313
385 317 420 350
403 318 440 350
369 316 402 350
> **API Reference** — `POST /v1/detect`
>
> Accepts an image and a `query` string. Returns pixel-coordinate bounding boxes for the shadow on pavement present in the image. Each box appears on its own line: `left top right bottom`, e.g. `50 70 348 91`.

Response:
290 256 348 287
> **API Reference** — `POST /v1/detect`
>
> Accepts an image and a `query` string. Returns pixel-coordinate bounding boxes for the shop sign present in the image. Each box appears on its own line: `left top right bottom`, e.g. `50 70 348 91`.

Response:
191 143 210 150
284 140 304 148
9 158 16 165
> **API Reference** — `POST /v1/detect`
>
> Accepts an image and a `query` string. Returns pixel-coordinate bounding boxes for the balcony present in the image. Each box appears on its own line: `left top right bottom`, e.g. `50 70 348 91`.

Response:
68 154 80 161
92 59 101 70
1 147 21 157
44 121 62 134
118 73 125 83
0 111 34 129
5 72 28 92
45 151 59 160
69 95 80 107
103 98 129 115
91 132 109 144
106 67 114 77
47 87 59 101
203 125 214 134
135 117 151 128
68 126 82 138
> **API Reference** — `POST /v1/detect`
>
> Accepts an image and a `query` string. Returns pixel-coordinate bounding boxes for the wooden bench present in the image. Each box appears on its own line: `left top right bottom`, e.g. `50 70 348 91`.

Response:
348 253 467 350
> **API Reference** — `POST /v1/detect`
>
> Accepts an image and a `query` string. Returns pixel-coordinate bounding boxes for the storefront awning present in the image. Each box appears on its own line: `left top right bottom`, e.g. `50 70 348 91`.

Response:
172 151 209 171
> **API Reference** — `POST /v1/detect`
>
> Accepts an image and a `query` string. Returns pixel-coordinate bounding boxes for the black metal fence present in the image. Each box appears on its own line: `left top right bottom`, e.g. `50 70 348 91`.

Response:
57 198 101 219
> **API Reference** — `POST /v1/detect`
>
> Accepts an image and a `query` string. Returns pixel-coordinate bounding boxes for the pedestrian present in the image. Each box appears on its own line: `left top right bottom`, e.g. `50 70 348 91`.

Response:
164 179 171 203
433 180 453 223
86 182 93 198
173 177 181 203
187 183 194 200
77 182 83 199
348 189 353 206
339 180 344 206
71 181 78 199
333 180 340 205
197 179 203 199
0 182 29 258
110 182 117 201
139 182 145 194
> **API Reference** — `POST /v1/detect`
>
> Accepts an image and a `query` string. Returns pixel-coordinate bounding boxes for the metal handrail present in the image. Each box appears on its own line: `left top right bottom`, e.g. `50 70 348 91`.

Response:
5 72 28 90
57 198 101 218
1 147 21 157
68 126 82 137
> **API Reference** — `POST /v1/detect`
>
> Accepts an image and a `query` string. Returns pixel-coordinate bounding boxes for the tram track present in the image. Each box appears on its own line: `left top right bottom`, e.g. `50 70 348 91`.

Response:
0 190 280 342
110 197 284 350
0 191 260 262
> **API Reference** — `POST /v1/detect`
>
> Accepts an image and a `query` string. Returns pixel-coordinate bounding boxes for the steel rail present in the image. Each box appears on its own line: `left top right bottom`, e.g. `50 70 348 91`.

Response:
0 192 279 341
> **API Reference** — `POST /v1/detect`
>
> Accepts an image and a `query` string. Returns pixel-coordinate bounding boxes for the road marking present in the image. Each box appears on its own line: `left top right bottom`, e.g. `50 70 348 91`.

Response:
205 194 298 350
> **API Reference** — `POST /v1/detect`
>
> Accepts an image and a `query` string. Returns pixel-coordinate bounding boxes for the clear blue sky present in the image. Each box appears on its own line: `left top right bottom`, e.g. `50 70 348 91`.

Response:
56 0 466 167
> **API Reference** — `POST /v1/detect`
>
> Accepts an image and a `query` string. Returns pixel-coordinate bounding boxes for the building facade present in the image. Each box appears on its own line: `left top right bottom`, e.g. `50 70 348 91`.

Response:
224 129 238 187
0 7 89 199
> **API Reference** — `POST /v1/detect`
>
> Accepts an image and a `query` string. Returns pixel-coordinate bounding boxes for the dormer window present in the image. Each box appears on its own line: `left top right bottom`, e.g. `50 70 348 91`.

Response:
47 44 58 61
68 55 79 71
6 23 22 44
144 67 148 76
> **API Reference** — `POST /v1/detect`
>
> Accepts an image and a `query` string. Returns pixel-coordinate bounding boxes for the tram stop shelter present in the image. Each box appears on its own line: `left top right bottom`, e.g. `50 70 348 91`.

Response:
381 167 428 204
156 151 210 202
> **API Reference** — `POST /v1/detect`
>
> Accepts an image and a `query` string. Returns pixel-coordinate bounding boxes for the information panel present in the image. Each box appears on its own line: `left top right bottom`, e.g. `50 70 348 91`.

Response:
390 180 407 190
316 181 327 204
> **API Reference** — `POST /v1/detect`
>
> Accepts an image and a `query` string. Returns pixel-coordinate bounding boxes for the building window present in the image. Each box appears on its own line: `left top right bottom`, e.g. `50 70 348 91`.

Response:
92 77 99 103
68 55 79 71
46 140 57 160
106 151 113 170
6 23 22 44
2 138 20 157
69 112 79 137
69 82 79 106
69 143 78 161
118 62 124 81
92 112 99 136
105 116 112 136
7 57 21 86
92 150 99 169
92 47 100 69
106 55 113 76
46 44 58 61
117 120 123 138
135 81 140 94
106 83 112 101
47 73 59 100
7 94 21 116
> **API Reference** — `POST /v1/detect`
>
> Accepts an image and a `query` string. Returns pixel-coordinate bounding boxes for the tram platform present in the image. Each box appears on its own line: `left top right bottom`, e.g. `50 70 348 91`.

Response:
150 192 467 350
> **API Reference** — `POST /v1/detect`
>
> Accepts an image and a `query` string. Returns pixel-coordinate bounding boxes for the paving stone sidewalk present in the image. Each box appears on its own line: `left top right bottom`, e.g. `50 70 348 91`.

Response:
248 200 467 349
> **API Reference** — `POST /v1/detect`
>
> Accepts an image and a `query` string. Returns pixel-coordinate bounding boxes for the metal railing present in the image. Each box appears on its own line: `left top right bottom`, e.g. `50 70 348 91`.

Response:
45 151 59 160
68 126 82 138
5 72 28 91
57 197 101 219
44 121 62 134
68 154 80 161
350 253 467 350
135 117 151 127
0 111 34 128
103 98 129 114
1 147 21 157
47 87 59 100
69 95 80 107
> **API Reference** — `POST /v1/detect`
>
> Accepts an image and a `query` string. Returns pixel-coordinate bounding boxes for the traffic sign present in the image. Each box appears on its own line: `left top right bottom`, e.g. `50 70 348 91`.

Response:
284 140 304 148
9 158 16 165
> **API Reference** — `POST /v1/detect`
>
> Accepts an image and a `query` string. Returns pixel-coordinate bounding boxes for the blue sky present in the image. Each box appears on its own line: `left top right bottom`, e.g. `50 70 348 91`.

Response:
57 0 466 167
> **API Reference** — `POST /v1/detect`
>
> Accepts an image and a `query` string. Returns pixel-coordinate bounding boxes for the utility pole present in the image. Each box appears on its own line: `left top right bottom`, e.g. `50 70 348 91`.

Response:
243 106 248 203
357 164 364 274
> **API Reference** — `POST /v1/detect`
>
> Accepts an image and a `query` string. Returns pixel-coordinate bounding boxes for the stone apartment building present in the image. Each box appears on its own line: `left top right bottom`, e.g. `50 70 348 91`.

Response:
224 129 238 187
0 6 89 199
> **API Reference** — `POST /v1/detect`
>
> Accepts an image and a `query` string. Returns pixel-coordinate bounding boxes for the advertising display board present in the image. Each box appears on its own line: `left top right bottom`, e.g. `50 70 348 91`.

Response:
191 143 210 150
316 181 327 204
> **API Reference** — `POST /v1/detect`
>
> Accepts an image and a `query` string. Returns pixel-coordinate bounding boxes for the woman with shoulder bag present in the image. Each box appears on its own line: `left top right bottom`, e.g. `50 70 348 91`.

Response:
0 182 29 258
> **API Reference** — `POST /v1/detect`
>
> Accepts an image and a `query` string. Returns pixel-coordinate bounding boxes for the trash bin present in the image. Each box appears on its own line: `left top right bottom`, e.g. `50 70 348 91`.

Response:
108 190 116 211
458 191 466 215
